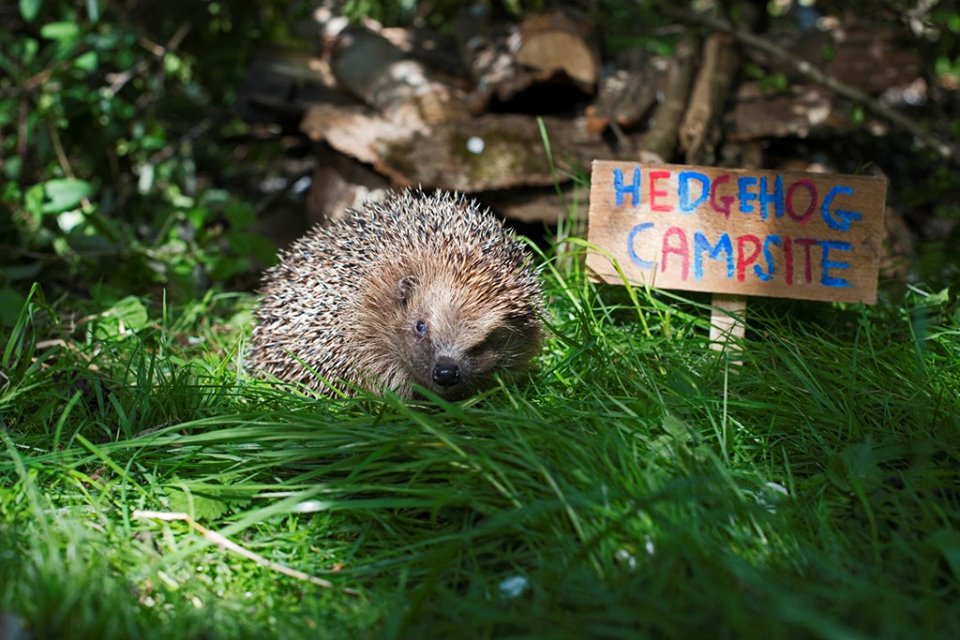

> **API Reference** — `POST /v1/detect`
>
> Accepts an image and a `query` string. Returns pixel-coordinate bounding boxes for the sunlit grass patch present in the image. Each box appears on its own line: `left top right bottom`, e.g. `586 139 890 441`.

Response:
1 258 958 639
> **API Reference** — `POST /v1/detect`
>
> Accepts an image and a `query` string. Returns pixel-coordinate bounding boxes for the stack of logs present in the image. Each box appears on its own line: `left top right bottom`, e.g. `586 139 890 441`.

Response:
238 3 922 270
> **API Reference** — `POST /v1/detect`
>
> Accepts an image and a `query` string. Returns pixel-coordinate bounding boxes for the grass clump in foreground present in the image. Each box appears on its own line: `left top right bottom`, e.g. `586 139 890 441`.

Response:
1 255 959 639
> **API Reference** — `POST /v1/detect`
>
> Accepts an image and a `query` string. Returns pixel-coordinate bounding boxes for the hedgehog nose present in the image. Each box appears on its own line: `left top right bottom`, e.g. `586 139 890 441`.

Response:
432 359 461 387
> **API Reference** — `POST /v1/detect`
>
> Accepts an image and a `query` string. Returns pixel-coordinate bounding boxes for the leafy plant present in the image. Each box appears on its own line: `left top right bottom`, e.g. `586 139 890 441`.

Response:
0 0 288 320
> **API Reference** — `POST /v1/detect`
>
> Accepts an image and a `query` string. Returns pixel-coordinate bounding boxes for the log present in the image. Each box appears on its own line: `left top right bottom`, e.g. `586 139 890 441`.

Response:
726 83 851 142
481 185 588 225
330 23 469 125
642 34 700 162
453 5 526 113
585 51 665 135
379 26 465 78
782 22 924 95
453 5 597 113
236 49 348 123
678 31 740 165
514 11 600 93
306 143 389 226
300 103 609 194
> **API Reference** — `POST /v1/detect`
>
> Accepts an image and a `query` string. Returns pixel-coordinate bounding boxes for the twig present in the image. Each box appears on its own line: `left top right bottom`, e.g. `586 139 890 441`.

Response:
107 24 192 95
17 97 28 163
679 31 739 164
48 123 95 212
134 510 356 594
659 6 959 165
48 123 74 179
147 118 213 166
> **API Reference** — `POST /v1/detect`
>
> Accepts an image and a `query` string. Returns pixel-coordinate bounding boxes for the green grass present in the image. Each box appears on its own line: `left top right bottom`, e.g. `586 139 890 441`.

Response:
1 252 959 639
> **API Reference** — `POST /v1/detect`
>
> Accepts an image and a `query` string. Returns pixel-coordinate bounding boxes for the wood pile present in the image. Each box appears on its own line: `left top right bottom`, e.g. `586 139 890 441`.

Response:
237 3 924 237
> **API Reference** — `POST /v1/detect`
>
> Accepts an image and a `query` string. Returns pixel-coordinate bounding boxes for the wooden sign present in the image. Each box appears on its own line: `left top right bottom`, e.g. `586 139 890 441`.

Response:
586 161 887 304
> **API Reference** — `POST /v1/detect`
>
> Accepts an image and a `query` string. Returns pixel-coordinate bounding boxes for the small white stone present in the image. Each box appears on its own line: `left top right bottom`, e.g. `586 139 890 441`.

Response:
499 575 529 599
292 175 312 194
292 500 330 513
466 136 485 155
57 210 85 233
765 482 789 496
644 536 656 556
614 548 637 570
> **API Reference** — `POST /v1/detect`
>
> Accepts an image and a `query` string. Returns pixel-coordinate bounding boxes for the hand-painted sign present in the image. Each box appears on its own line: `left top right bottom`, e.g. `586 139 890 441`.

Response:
586 161 887 303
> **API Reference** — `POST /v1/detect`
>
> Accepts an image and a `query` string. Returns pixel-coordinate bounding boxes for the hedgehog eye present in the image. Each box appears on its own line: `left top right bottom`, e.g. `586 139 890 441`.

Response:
414 319 428 337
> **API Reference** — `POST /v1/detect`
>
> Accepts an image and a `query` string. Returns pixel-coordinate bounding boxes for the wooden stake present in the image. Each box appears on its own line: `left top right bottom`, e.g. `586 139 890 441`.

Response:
709 294 746 353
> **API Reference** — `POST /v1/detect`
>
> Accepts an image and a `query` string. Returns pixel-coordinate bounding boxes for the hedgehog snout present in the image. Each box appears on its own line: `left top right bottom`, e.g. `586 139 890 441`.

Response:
432 357 462 387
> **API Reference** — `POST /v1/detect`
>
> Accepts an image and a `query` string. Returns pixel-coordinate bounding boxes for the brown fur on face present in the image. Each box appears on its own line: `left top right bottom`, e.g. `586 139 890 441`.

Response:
349 253 542 400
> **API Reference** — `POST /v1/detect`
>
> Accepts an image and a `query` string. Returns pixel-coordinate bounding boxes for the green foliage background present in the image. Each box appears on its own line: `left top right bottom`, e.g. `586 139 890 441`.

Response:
1 0 308 316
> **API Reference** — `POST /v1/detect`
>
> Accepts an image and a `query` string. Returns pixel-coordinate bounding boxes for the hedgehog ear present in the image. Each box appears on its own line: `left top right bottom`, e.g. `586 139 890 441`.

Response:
397 275 418 305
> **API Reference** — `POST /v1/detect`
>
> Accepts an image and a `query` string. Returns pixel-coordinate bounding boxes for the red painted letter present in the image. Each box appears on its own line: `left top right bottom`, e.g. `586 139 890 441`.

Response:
786 179 818 223
784 237 793 285
736 234 762 282
649 170 672 212
709 174 734 218
794 238 819 283
661 226 690 280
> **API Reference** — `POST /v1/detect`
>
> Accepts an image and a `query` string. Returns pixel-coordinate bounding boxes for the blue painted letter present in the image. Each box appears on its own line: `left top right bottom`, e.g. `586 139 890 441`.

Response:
754 235 782 281
738 176 758 214
613 167 641 207
821 185 861 231
627 222 656 269
678 171 709 213
693 231 734 280
758 176 785 220
820 240 852 287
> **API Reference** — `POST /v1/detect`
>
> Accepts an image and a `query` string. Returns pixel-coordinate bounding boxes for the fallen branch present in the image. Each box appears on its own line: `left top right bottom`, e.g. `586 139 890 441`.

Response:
679 31 739 164
660 6 959 165
642 34 700 162
134 510 356 595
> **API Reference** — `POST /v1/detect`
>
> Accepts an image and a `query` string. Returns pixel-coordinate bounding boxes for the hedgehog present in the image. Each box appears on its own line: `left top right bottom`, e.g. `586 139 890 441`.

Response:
248 189 544 400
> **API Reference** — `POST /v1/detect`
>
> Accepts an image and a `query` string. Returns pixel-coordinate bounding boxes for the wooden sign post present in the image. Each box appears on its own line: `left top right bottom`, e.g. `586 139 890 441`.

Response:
586 161 888 351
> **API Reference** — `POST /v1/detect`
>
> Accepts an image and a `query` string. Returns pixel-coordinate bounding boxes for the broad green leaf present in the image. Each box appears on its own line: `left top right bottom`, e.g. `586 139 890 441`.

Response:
39 178 93 214
19 0 42 22
3 156 21 181
225 202 255 229
74 50 98 72
662 413 693 443
1 263 42 282
22 37 39 64
96 296 149 338
166 488 229 521
137 163 154 193
24 184 45 219
186 206 208 229
40 21 80 43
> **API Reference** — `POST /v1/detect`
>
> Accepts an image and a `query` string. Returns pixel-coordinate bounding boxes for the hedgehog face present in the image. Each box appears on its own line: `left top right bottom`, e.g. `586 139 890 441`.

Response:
392 274 540 400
